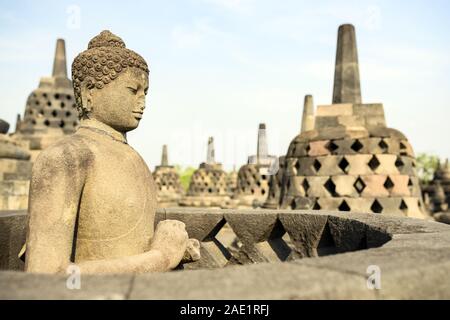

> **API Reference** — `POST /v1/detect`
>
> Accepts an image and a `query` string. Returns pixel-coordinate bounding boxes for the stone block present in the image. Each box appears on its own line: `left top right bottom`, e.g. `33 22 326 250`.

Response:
368 127 407 140
291 196 314 210
364 115 386 128
399 139 415 157
332 138 364 155
336 115 365 127
0 195 28 211
316 197 343 210
305 176 330 197
344 198 374 213
310 156 342 176
345 154 373 175
316 104 354 116
314 116 339 130
296 158 316 176
0 211 27 271
278 213 328 257
284 158 298 177
388 175 410 196
370 154 398 174
327 215 368 252
224 211 278 245
314 126 369 141
308 140 330 157
286 176 305 197
361 175 390 197
352 103 385 117
290 142 309 157
332 175 359 197
407 176 422 197
360 137 384 154
164 208 225 241
383 137 400 155
401 197 423 219
395 155 416 175
225 213 291 263
375 197 403 215
0 159 17 173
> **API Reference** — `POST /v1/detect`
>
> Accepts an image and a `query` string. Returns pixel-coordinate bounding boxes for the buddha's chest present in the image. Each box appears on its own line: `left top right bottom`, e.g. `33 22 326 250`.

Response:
76 144 157 243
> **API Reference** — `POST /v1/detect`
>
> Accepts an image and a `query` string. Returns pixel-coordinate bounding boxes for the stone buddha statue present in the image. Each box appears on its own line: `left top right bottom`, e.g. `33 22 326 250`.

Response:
24 30 198 274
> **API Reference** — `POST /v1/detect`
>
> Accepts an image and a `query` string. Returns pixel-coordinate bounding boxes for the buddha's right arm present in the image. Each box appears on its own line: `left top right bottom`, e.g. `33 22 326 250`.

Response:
25 145 88 274
76 249 170 274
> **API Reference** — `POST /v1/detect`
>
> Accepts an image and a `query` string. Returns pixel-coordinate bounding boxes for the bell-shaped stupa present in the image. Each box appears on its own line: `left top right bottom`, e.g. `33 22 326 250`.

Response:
180 137 230 207
152 145 184 207
267 24 425 218
232 123 277 208
13 39 79 160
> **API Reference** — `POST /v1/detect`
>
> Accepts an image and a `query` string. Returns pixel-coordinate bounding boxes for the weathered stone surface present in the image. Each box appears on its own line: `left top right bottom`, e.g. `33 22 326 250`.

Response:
225 211 278 244
435 212 450 224
24 31 194 275
368 127 407 140
332 175 359 197
346 155 374 175
279 213 328 257
1 209 450 299
0 140 32 210
153 145 184 207
0 271 134 300
0 210 27 270
332 24 361 104
164 208 224 240
308 140 330 157
327 215 368 252
301 95 315 132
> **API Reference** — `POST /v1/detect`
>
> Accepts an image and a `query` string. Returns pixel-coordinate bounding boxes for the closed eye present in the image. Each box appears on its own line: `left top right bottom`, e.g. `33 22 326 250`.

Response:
127 87 138 94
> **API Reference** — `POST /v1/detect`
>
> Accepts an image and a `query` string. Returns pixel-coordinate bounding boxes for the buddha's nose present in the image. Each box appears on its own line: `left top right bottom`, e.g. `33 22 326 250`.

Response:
138 98 146 111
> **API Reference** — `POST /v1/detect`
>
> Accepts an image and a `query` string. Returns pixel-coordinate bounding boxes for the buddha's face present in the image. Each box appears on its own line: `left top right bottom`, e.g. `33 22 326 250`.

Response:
83 68 149 132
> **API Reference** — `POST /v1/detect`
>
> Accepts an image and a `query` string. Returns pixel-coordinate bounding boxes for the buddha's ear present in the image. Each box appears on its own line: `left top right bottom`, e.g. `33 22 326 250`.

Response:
80 84 93 114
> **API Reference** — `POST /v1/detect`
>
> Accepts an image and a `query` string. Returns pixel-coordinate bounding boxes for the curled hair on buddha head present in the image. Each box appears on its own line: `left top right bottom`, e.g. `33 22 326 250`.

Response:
72 30 149 118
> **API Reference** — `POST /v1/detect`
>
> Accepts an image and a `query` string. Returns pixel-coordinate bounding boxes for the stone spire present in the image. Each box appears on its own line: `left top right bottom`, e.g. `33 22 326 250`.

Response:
257 123 268 161
332 24 362 104
161 145 169 166
15 114 21 132
52 39 68 78
435 182 446 201
301 95 315 132
206 137 215 164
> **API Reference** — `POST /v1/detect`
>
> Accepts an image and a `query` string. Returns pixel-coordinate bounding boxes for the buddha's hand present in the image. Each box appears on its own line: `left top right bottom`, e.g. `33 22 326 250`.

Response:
182 238 201 263
150 220 189 269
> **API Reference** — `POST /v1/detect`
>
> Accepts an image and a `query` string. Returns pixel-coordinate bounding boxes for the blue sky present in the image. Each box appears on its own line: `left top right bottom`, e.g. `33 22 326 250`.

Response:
1 0 449 170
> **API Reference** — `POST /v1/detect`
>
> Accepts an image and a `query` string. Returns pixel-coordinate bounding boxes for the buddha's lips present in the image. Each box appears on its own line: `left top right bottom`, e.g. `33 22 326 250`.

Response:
133 111 143 119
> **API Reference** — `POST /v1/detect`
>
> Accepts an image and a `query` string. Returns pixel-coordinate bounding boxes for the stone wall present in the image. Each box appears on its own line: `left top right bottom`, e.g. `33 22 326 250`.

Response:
0 208 450 299
2 208 449 272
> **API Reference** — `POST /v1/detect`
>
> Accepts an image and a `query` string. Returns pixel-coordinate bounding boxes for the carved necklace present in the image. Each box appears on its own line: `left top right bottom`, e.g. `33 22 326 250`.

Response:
78 126 128 144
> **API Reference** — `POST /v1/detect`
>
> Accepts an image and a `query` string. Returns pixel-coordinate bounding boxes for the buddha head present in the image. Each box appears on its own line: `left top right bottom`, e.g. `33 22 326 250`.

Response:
72 30 149 132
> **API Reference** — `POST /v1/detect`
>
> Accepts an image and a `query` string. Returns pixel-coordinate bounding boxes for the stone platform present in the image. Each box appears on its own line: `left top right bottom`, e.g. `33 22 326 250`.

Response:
0 208 449 299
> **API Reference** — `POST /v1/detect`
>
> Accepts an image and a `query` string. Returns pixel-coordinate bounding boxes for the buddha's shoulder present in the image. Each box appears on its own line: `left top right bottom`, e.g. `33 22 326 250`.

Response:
34 134 95 169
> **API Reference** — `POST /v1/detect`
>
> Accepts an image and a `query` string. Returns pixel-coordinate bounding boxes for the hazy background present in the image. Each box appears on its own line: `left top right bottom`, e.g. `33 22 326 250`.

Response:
1 0 449 171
